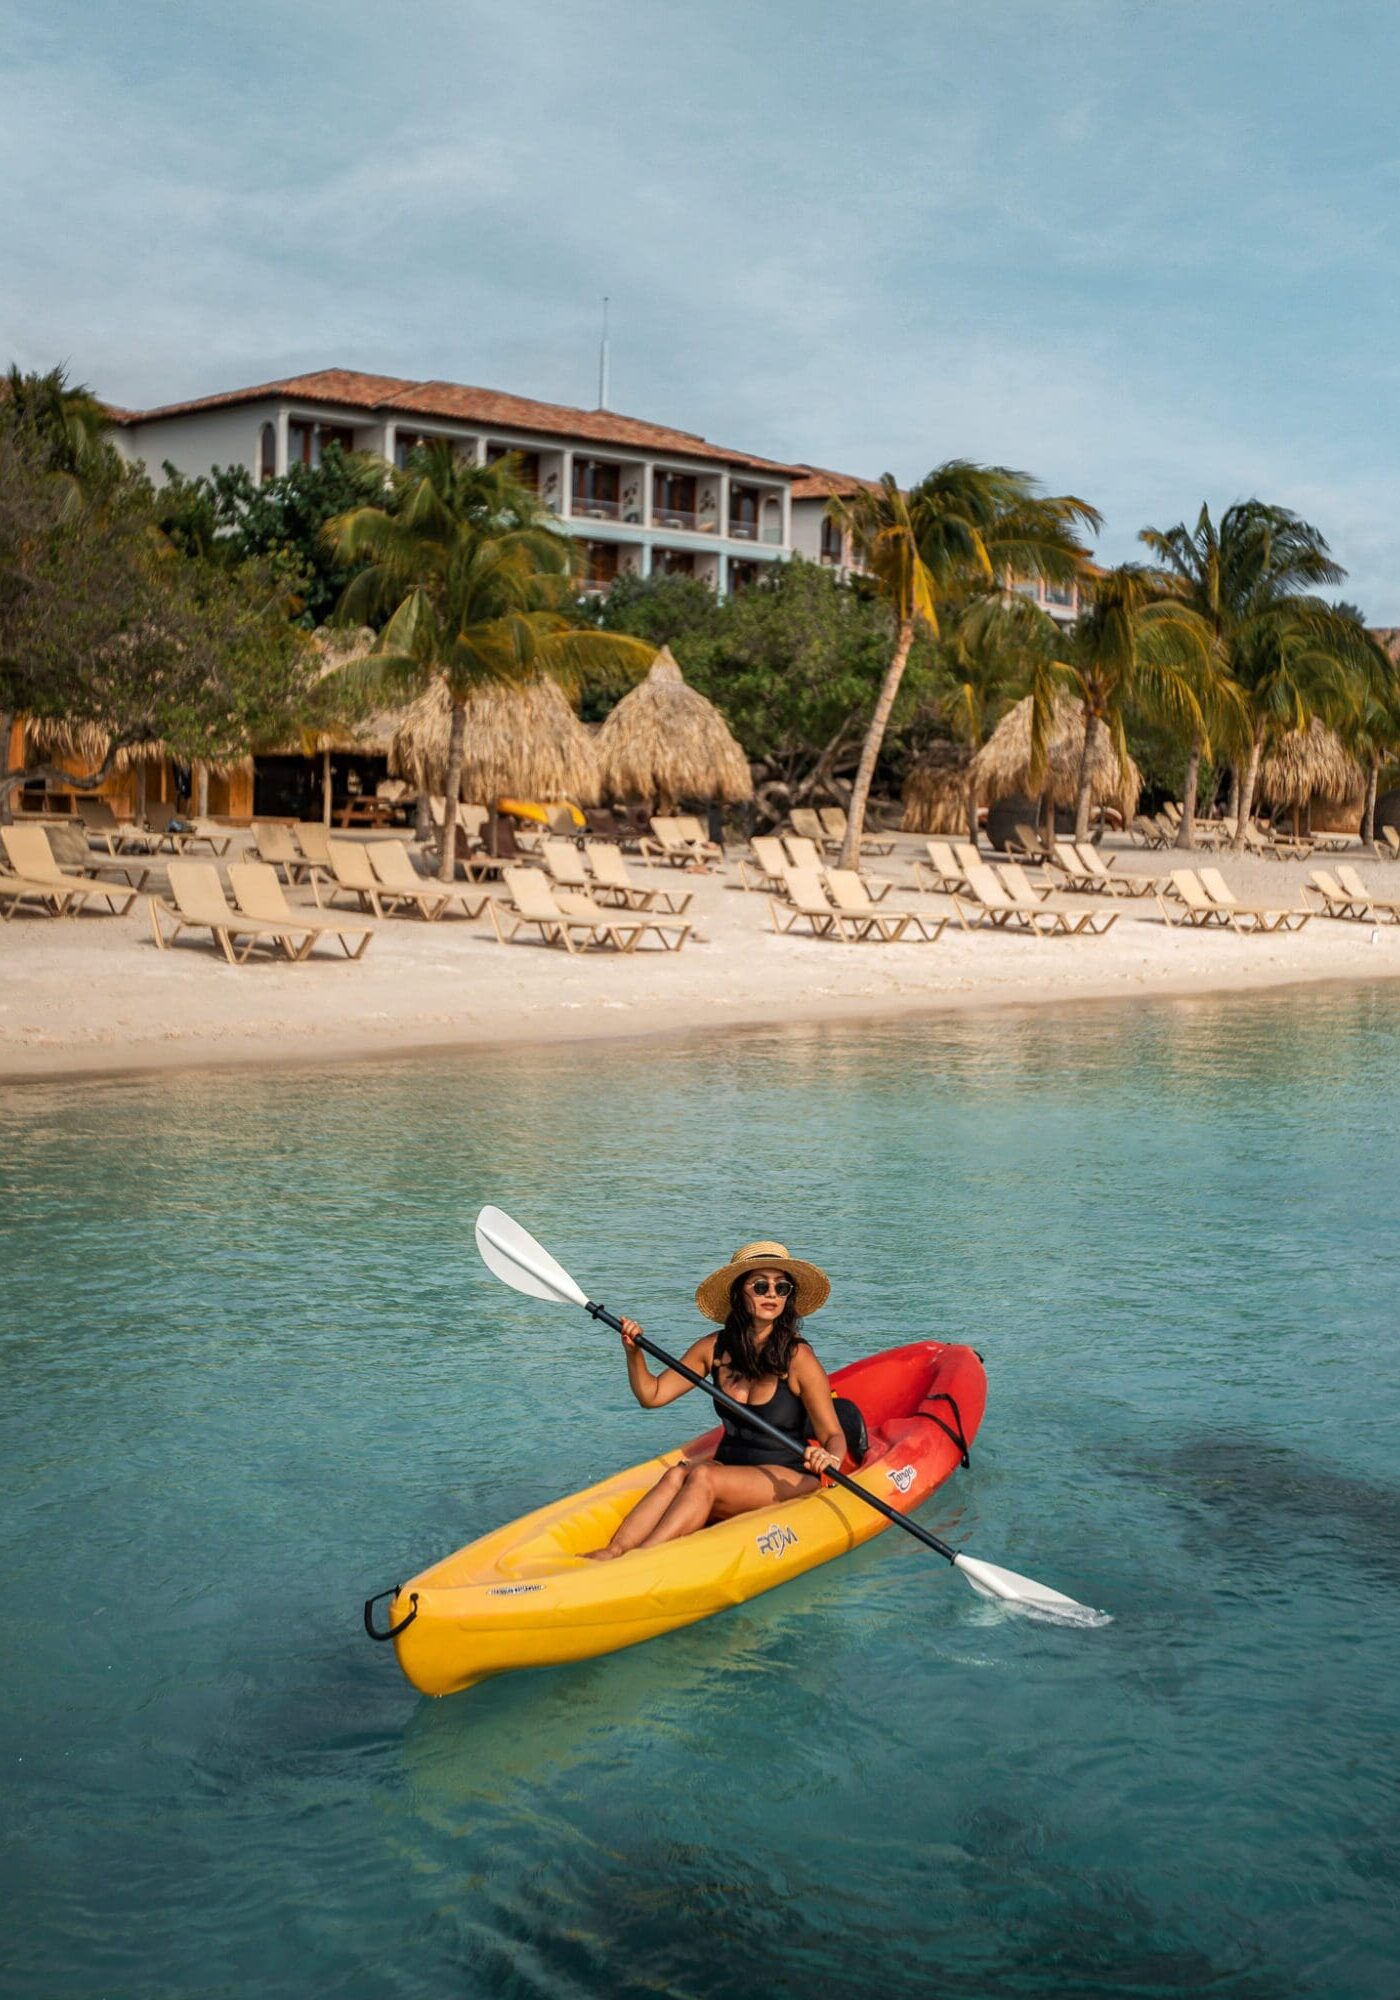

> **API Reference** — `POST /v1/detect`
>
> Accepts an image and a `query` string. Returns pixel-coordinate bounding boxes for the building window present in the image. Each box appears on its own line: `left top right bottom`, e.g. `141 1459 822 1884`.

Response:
761 495 783 545
653 471 697 530
819 516 843 565
258 422 276 483
653 548 696 578
289 420 355 468
728 559 760 593
572 459 621 519
486 444 540 491
580 540 621 592
729 485 759 539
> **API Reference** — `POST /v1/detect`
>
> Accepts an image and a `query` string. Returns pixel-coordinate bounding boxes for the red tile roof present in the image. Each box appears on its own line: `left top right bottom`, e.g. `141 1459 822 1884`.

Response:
115 368 797 475
788 464 884 502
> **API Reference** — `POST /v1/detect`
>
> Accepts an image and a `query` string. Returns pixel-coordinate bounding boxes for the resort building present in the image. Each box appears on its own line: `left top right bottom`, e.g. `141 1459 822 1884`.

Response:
111 370 800 599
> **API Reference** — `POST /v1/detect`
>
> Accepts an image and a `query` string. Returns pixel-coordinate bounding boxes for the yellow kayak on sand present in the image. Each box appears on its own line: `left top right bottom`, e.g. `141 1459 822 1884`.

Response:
496 797 586 828
378 1339 986 1697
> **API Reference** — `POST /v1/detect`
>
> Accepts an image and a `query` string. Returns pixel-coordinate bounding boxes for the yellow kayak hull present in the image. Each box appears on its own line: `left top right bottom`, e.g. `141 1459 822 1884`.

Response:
385 1341 986 1697
496 797 585 828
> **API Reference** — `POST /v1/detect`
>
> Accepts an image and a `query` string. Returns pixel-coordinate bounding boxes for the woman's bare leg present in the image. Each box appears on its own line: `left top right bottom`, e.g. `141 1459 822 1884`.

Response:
584 1463 690 1558
633 1461 816 1550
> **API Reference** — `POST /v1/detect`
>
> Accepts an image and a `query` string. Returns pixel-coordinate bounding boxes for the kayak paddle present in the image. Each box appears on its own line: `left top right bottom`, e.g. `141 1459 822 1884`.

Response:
474 1205 1108 1627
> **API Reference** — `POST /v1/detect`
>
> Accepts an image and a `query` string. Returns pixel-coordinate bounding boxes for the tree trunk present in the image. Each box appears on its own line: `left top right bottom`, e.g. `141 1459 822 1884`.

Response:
1037 785 1055 844
839 618 914 869
1364 758 1380 844
1231 727 1265 850
1226 764 1240 822
0 709 13 824
965 765 979 847
1073 712 1102 841
1177 735 1202 849
135 760 148 825
438 697 467 882
414 789 432 842
322 748 333 827
194 763 209 819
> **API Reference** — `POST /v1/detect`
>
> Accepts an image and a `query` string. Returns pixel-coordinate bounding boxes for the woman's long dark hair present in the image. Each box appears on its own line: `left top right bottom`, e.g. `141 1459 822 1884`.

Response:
717 1273 805 1379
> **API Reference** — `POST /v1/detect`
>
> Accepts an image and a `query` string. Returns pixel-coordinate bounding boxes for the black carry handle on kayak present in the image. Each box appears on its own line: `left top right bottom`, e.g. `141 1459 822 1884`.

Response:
583 1301 963 1565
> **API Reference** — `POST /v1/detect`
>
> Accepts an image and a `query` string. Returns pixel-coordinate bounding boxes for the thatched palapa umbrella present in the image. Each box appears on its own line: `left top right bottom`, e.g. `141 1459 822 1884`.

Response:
969 693 1141 821
902 743 971 835
389 675 601 806
595 647 752 813
1258 719 1362 821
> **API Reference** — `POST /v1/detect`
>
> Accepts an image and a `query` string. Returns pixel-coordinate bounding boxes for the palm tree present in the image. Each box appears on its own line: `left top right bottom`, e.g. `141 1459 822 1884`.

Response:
1056 565 1212 839
326 447 650 878
829 463 1099 869
1138 502 1353 850
2 365 120 502
932 593 1057 843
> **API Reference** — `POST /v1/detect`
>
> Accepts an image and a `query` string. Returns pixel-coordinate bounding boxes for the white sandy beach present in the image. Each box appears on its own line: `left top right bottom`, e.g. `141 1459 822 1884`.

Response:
3 831 1399 1082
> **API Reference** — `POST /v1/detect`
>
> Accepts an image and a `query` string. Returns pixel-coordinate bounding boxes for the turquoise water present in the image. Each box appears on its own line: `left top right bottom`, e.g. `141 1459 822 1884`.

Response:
3 991 1399 1999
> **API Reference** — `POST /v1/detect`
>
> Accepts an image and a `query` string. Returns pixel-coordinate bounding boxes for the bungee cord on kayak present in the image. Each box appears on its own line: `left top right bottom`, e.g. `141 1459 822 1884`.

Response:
362 1207 1107 1695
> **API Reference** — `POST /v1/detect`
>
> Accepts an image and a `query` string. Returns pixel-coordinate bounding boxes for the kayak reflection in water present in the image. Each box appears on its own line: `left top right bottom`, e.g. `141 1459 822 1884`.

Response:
584 1240 847 1559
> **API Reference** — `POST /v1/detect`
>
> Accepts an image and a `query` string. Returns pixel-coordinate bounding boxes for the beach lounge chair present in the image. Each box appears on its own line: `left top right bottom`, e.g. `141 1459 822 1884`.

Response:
768 866 896 942
818 805 894 857
1305 869 1393 923
637 817 715 869
673 814 724 861
488 867 660 953
253 823 304 882
825 869 945 941
1334 863 1400 921
953 863 1118 936
1199 866 1310 933
1008 823 1049 865
45 821 151 888
370 839 488 919
737 835 792 894
178 819 233 856
1157 869 1235 928
911 840 970 894
789 807 838 852
1381 827 1400 861
542 837 592 893
1059 841 1159 898
149 861 306 963
823 861 893 902
996 860 1052 904
228 863 375 958
1128 815 1167 849
783 834 829 877
315 838 452 921
76 796 171 855
1 825 142 914
290 821 338 884
587 841 692 913
553 883 692 951
0 830 90 917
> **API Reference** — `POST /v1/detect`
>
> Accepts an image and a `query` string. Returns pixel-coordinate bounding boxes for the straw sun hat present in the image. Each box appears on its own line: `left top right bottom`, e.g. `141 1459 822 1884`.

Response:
695 1241 831 1323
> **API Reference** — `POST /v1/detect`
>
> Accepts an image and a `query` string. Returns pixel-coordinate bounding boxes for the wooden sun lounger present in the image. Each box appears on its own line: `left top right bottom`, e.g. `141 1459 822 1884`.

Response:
825 869 945 941
789 807 838 853
1 825 143 913
76 796 173 856
1333 864 1400 921
737 835 791 894
315 839 452 921
253 822 304 882
783 834 829 877
1054 842 1160 898
45 821 151 889
1157 869 1234 927
1198 866 1310 933
1007 824 1049 865
637 816 720 868
553 885 692 951
818 805 894 857
229 863 375 958
541 837 591 893
488 867 652 953
1 824 141 916
369 840 488 919
911 840 970 894
1305 869 1398 923
149 861 306 963
290 822 337 885
0 861 81 918
953 863 1118 936
997 860 1052 904
587 842 692 913
768 866 901 942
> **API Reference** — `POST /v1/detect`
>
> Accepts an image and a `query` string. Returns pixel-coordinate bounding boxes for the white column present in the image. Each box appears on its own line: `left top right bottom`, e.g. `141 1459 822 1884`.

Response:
275 409 290 476
639 459 653 529
719 472 731 541
640 541 653 578
780 482 793 550
560 449 574 518
383 422 396 470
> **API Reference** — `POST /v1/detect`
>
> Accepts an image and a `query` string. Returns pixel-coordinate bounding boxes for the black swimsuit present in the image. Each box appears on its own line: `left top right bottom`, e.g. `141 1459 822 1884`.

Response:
711 1348 810 1471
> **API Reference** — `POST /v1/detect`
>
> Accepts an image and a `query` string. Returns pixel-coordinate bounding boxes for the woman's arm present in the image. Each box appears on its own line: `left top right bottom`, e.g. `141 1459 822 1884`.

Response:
617 1321 718 1409
791 1346 847 1474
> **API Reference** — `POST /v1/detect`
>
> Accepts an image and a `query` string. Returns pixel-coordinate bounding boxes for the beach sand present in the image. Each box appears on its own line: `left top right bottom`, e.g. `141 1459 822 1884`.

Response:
3 832 1398 1082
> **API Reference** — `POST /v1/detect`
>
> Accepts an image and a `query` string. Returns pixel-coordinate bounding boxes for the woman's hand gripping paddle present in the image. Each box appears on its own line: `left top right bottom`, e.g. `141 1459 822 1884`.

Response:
474 1206 1109 1627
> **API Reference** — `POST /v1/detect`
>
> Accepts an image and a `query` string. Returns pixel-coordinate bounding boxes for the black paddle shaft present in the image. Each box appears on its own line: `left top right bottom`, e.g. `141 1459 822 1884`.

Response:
584 1301 959 1566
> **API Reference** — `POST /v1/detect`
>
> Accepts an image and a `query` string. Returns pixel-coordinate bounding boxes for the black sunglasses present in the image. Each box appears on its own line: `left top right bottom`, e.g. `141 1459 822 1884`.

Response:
745 1276 794 1298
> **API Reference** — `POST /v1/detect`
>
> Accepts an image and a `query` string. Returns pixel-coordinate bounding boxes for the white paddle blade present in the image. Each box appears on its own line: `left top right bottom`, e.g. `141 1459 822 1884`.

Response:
475 1206 590 1310
953 1554 1112 1629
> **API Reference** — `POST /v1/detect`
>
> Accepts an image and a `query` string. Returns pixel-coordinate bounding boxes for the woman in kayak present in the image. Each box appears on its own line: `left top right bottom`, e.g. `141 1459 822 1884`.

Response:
585 1240 847 1559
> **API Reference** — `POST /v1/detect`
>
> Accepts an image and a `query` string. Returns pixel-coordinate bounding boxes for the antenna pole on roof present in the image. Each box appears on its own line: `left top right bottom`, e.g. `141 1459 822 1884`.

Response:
597 296 610 410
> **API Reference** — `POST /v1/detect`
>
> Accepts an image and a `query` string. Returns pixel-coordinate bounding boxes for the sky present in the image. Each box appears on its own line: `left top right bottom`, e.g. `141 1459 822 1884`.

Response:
6 0 1400 612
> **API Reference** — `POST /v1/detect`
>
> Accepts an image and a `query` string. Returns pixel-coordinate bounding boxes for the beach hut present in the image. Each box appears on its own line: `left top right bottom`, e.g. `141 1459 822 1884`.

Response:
969 692 1141 837
1258 720 1364 834
16 716 253 821
901 743 972 835
389 674 602 807
595 647 752 814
